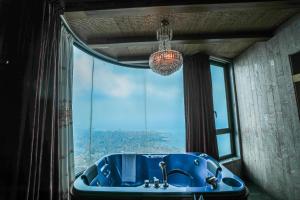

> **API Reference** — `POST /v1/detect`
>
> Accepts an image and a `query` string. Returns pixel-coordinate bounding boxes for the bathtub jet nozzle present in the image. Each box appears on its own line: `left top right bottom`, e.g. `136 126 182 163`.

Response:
159 161 169 188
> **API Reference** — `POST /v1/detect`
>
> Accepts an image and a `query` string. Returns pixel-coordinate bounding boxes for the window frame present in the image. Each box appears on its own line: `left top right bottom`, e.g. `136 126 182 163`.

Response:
210 60 236 160
72 40 237 164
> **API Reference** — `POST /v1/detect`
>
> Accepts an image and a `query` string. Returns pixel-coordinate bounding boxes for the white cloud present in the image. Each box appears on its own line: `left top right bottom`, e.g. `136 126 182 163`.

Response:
146 83 179 100
73 53 181 100
73 55 93 92
93 65 137 98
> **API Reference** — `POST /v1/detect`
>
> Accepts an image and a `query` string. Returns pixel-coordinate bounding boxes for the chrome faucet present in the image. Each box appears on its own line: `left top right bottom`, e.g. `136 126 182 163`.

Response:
159 161 168 188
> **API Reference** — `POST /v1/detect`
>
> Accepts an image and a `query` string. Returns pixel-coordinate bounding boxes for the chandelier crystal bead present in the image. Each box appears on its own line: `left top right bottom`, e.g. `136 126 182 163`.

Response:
149 20 183 76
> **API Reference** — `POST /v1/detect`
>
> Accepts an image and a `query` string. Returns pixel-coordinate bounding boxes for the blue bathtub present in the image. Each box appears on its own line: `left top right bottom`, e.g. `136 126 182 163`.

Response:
71 153 248 200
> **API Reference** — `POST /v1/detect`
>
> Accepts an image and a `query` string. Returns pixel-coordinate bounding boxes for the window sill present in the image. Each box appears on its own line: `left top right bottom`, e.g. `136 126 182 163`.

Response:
220 156 240 165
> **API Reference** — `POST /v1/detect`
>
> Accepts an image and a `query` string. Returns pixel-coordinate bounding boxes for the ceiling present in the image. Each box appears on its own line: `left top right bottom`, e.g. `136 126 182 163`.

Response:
64 0 300 65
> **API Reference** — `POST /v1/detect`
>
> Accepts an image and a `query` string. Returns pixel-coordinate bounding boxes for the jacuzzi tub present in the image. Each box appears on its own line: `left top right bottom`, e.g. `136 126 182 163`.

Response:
71 153 248 200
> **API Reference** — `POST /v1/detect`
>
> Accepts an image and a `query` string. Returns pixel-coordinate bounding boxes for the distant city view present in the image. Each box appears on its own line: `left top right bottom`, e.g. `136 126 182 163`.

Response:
72 46 186 173
73 129 185 173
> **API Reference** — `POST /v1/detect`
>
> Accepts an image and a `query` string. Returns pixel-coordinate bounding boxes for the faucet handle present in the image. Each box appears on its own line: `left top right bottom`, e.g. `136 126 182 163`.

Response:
144 179 150 188
153 177 160 188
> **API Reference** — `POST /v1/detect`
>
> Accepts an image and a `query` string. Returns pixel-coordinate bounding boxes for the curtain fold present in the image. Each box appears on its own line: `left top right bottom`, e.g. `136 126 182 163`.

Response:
183 53 218 159
11 1 75 200
58 25 75 200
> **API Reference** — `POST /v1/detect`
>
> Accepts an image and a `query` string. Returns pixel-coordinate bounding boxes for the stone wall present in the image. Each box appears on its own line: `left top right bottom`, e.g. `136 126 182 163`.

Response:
233 14 300 200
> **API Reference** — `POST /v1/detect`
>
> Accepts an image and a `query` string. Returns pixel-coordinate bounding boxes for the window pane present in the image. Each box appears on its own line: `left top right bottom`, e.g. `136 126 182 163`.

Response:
145 68 186 153
210 65 229 129
80 55 186 164
217 133 232 157
72 47 93 173
90 59 146 161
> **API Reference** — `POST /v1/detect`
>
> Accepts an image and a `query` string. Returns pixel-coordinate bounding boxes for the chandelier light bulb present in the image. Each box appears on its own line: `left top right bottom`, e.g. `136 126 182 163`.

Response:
149 20 183 76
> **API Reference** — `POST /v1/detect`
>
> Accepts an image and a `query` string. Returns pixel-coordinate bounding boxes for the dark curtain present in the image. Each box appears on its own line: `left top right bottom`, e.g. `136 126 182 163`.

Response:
2 0 64 199
0 1 13 199
183 53 218 159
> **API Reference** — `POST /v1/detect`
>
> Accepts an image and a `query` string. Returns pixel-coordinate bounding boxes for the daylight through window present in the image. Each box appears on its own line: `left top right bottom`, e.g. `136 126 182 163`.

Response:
211 63 235 159
72 46 186 173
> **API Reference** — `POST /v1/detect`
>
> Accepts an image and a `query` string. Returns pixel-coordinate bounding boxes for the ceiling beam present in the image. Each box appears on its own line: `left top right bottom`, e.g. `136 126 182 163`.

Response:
118 54 234 65
118 55 149 65
88 31 273 49
117 54 233 65
65 0 300 13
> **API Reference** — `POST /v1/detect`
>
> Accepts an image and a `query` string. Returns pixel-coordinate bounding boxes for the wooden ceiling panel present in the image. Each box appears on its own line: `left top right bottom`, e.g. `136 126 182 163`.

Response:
65 8 298 39
93 38 259 61
64 1 300 60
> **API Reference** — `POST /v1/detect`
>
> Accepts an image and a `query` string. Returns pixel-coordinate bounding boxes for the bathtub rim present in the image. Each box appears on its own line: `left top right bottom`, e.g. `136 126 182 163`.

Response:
71 153 247 198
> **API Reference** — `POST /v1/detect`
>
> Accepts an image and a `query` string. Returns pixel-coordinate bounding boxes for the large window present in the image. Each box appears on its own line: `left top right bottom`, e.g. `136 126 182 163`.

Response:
73 45 237 172
210 62 235 159
72 46 186 173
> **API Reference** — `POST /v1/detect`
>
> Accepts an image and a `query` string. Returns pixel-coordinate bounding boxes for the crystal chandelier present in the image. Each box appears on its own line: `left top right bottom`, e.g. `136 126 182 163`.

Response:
149 20 183 76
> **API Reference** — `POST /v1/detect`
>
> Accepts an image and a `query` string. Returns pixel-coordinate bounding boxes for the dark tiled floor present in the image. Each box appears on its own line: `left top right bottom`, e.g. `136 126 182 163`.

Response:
246 181 273 200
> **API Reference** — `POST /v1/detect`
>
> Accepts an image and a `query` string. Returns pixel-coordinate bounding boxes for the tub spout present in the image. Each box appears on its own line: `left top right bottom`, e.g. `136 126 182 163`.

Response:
159 161 168 188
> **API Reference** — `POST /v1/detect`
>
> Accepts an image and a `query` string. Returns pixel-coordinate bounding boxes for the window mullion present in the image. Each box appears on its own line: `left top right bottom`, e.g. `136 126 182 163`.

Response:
216 128 231 135
89 57 95 165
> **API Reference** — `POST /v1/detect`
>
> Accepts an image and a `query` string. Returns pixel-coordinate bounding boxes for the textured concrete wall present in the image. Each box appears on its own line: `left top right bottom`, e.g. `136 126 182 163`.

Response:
233 14 300 200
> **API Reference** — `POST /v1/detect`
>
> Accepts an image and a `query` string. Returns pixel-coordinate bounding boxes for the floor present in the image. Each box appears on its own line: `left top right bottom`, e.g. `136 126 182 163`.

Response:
246 181 273 200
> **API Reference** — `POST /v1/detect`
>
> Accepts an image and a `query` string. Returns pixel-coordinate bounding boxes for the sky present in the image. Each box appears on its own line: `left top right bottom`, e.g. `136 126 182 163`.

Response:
210 65 229 129
72 46 186 133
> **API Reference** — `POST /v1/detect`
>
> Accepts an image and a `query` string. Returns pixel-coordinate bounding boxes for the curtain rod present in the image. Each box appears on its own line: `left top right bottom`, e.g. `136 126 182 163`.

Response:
59 15 149 69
